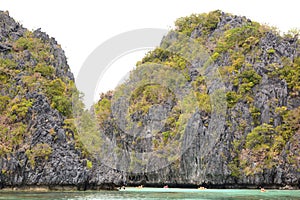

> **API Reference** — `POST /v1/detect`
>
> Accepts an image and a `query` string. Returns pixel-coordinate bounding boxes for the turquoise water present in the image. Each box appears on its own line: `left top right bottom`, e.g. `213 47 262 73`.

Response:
1 188 300 200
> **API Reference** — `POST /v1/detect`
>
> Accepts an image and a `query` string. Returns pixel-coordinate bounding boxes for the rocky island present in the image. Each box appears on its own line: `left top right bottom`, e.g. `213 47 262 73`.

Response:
0 10 299 190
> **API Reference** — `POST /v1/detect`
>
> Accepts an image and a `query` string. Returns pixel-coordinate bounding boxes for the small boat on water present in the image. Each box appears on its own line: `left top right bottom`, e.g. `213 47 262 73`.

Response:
118 186 126 191
136 185 143 189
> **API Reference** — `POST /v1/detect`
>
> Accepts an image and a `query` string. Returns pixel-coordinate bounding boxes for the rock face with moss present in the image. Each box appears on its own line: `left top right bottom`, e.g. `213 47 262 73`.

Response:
95 11 300 188
0 11 123 189
1 10 300 190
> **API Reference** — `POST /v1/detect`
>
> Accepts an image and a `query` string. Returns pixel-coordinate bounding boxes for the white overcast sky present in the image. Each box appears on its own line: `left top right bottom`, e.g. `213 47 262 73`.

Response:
1 0 300 102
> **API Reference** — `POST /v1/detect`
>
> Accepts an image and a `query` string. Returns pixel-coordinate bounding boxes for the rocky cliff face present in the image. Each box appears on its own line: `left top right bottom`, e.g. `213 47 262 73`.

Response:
0 11 123 189
1 10 300 190
95 11 300 188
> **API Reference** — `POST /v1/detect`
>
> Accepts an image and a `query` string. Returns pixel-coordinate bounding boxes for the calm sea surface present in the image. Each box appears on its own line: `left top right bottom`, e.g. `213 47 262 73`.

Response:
1 188 300 200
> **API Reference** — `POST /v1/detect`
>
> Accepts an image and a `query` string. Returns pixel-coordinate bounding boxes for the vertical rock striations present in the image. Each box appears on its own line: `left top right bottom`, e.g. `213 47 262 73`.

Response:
0 10 300 189
0 11 122 189
95 10 300 189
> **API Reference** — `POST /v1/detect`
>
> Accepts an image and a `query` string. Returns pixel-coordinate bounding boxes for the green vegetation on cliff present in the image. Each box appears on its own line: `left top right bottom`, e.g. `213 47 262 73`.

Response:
1 10 300 188
0 19 88 170
94 10 300 183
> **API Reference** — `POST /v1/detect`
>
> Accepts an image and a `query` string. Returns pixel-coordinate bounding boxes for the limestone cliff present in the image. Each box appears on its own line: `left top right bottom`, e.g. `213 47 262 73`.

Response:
0 11 123 189
1 10 300 190
94 11 300 189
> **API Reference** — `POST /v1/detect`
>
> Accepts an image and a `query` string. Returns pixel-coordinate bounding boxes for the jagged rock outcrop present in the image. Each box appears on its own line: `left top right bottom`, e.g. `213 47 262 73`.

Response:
95 11 300 189
0 11 123 189
1 10 300 190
